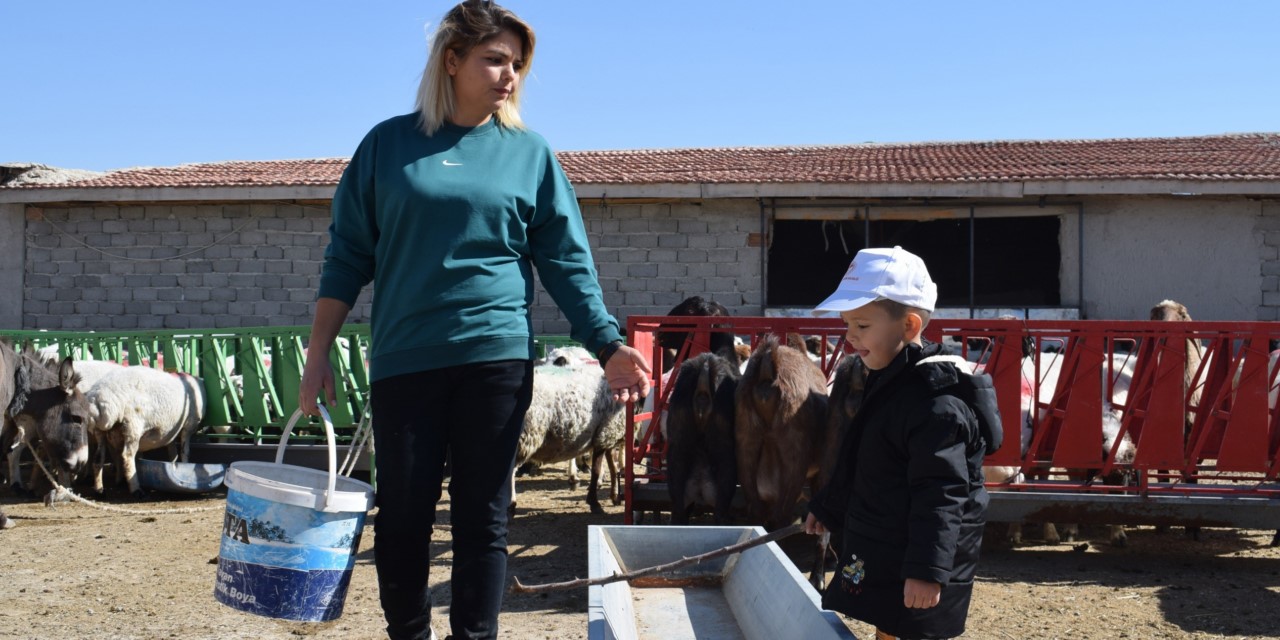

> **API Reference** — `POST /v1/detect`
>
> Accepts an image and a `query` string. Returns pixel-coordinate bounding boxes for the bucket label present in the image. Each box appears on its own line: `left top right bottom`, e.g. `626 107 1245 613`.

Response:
215 486 367 622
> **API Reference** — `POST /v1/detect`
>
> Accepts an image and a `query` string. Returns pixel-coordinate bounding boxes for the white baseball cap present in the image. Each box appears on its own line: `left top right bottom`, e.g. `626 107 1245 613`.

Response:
813 246 938 314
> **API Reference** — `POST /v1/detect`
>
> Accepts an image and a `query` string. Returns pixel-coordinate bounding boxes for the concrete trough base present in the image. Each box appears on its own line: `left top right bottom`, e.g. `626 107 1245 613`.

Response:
986 490 1280 529
588 525 856 640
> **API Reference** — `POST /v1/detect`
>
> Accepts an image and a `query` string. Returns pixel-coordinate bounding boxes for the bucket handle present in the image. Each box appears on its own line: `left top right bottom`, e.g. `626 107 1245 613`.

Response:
278 406 339 512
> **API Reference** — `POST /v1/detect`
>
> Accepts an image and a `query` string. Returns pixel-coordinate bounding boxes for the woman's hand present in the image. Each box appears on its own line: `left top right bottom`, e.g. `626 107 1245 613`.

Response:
604 345 652 403
903 578 941 609
299 350 337 417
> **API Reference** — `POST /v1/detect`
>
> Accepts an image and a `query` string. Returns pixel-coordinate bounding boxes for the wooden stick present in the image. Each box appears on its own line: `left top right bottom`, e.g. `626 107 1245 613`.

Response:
509 523 806 594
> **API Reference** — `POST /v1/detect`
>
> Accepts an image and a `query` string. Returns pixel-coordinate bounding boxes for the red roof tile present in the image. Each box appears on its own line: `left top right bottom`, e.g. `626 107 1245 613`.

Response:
5 134 1278 191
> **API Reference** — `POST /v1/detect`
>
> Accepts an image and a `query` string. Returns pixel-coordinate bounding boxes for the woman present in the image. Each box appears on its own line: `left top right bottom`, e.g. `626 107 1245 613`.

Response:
298 2 650 638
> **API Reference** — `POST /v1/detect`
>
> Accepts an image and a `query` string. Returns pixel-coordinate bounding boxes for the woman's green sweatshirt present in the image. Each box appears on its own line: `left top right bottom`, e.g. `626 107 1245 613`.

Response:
318 114 622 381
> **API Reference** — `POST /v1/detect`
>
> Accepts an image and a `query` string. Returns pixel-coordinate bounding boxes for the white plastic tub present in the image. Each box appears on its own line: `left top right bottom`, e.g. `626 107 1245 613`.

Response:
587 525 856 640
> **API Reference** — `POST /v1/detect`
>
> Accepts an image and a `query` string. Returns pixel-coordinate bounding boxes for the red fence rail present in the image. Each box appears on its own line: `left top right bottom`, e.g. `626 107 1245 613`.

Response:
624 316 1280 524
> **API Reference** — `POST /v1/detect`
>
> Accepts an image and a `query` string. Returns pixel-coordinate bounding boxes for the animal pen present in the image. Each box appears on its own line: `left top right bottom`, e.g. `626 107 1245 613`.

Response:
624 315 1280 531
0 326 574 476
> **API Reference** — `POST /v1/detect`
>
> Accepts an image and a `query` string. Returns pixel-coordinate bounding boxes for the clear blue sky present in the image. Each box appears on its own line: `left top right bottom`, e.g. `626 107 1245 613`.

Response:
3 1 1277 172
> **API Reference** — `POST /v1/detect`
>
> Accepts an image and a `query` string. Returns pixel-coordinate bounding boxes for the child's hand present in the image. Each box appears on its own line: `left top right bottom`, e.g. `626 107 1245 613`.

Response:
803 512 827 535
903 578 941 609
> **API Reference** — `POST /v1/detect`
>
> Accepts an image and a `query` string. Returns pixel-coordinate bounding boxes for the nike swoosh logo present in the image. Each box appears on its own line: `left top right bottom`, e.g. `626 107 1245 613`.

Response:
442 160 462 166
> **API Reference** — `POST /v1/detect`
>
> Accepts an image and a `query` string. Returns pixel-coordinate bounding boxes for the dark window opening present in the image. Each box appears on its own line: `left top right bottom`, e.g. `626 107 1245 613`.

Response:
767 216 1061 308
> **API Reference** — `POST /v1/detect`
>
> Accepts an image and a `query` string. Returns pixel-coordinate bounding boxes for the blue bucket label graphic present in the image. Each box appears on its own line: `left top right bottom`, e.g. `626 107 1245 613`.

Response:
215 485 367 622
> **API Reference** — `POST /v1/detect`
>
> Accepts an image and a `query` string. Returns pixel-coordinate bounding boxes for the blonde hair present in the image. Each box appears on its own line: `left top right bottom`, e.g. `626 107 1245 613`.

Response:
415 0 535 136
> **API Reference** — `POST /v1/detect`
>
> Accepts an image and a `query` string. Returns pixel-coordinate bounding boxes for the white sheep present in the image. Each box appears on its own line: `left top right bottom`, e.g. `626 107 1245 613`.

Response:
86 366 206 497
512 362 625 514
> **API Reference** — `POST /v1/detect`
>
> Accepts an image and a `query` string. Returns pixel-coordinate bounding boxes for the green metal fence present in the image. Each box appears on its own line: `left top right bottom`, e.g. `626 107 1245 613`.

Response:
1 326 578 448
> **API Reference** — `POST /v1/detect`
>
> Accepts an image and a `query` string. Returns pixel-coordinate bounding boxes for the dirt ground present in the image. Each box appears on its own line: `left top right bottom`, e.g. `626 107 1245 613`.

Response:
2 463 1278 640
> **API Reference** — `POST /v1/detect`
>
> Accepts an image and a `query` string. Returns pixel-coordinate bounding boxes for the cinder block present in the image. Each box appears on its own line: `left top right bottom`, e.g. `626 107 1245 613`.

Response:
649 278 678 292
620 219 649 233
617 249 648 264
627 263 658 278
717 234 746 248
658 235 688 248
597 262 629 278
624 291 654 306
282 247 311 261
253 301 282 316
179 218 206 232
687 263 717 277
137 314 164 329
657 262 688 278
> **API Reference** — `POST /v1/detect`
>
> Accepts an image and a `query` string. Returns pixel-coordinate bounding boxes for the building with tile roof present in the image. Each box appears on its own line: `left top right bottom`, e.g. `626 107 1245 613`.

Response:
1 133 1278 331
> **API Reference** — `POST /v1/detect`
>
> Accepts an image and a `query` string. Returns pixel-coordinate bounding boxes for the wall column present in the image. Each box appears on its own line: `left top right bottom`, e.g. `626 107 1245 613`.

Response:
0 203 26 328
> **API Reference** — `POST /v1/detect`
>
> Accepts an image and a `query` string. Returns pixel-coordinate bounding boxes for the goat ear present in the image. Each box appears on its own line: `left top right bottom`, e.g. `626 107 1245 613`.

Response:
58 357 78 394
9 360 31 416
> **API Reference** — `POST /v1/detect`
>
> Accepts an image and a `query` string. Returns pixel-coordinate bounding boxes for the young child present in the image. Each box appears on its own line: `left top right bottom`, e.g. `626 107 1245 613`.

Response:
804 246 1001 640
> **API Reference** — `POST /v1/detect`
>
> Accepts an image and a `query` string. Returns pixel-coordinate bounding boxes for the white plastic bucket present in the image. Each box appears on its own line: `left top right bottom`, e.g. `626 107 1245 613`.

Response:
214 406 375 622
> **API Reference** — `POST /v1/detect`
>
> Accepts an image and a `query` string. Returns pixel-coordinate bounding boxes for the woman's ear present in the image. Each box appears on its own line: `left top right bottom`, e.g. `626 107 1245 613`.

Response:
445 49 459 75
904 312 923 342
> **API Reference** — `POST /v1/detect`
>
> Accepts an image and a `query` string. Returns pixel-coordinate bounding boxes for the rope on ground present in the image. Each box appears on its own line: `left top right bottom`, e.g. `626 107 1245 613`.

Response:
31 451 222 516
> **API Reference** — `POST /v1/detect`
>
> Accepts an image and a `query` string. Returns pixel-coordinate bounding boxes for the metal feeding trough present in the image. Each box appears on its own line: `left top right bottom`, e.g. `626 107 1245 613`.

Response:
587 525 855 640
136 459 228 493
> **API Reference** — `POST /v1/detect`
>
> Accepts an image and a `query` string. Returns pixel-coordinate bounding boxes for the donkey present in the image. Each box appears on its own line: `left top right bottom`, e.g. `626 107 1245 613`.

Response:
0 344 92 500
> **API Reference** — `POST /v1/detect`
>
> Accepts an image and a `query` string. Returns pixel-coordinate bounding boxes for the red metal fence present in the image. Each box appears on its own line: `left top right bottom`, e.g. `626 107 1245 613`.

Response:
624 316 1280 525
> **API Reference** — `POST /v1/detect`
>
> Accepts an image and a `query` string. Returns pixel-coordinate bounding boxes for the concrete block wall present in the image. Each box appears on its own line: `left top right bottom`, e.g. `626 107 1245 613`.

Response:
531 198 763 335
21 198 764 335
1260 200 1280 321
23 203 373 330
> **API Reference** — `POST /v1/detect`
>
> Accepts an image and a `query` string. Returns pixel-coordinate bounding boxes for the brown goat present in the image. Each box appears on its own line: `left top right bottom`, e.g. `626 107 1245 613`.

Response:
1150 299 1205 541
734 334 830 531
1150 299 1204 430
